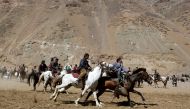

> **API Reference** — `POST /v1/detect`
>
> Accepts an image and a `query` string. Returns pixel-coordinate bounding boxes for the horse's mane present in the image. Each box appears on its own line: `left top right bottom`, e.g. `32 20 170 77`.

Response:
132 68 146 74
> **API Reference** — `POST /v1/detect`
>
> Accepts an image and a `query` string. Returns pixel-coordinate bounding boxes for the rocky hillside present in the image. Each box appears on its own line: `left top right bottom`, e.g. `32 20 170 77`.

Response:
0 0 190 74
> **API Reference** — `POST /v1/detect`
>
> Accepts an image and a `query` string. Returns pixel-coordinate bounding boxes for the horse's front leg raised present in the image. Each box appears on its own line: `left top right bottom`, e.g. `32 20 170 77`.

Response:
132 89 145 101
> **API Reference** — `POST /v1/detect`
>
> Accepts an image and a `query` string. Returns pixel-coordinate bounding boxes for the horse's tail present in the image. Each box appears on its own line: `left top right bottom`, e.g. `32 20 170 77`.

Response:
38 72 44 86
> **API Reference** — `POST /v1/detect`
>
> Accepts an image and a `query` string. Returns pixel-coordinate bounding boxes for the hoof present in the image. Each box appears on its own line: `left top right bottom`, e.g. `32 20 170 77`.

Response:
100 102 104 106
53 98 57 102
75 100 78 106
66 91 69 94
49 95 54 100
96 104 102 108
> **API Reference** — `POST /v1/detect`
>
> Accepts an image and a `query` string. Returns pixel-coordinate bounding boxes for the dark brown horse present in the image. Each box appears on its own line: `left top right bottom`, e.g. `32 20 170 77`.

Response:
85 68 152 106
27 72 40 91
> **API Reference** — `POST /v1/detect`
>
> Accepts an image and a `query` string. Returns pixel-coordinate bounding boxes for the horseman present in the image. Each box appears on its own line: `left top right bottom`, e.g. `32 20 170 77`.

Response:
1 66 7 78
172 75 177 87
19 64 26 73
49 57 59 77
113 57 125 86
64 64 72 73
72 64 78 73
38 60 48 75
31 66 38 74
58 64 63 71
77 53 92 90
21 64 25 69
52 64 72 87
154 69 160 81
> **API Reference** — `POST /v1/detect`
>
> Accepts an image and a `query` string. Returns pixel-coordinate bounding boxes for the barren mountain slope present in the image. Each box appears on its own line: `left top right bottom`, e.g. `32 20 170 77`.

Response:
0 0 190 74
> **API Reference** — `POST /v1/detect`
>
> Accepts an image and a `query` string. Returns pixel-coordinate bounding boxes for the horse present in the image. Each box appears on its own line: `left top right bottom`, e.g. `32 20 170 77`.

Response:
50 62 109 107
171 76 177 87
18 65 27 82
27 71 41 91
160 76 169 88
151 75 169 88
0 67 7 78
51 66 73 88
37 71 54 92
85 68 152 106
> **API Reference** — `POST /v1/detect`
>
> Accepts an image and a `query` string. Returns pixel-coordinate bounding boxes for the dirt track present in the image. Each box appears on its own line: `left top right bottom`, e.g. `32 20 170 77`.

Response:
0 78 190 109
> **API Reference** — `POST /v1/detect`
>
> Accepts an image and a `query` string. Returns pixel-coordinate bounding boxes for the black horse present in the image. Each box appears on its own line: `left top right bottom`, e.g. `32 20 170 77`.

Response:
85 68 152 106
27 72 40 91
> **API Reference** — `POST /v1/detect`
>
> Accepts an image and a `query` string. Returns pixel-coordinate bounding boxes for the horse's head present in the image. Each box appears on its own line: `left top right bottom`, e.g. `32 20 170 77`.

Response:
98 61 110 75
137 68 152 85
99 61 109 68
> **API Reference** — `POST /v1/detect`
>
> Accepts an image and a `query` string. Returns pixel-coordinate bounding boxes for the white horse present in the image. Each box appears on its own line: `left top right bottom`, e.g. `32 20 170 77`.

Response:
38 71 54 92
151 75 169 88
2 71 11 79
75 62 108 107
50 62 108 107
38 69 71 92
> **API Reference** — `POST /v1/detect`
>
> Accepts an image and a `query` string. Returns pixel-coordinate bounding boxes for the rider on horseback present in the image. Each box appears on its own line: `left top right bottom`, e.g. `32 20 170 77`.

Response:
154 69 160 81
1 66 7 78
32 66 37 72
77 53 92 90
72 64 78 73
49 57 59 77
113 57 125 86
172 75 177 87
38 60 48 74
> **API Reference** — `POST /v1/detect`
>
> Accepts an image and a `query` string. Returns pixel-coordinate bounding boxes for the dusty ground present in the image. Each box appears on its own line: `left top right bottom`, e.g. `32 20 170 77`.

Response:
0 78 190 109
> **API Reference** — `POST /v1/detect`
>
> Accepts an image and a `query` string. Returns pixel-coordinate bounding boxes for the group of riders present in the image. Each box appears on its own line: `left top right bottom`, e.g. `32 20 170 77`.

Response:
1 53 178 88
28 53 132 89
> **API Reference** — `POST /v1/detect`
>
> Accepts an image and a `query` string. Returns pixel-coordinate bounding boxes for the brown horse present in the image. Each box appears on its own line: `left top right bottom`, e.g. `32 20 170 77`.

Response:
85 68 152 106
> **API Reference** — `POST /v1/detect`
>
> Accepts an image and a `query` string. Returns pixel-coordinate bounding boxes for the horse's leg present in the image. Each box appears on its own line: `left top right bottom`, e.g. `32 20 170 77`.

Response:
44 79 48 92
132 90 145 101
164 81 167 88
33 79 38 91
97 88 106 105
53 88 62 101
137 80 140 87
85 91 93 102
53 85 71 101
50 79 71 100
93 91 102 107
75 85 89 106
154 81 158 88
48 81 52 92
50 87 58 100
127 92 131 106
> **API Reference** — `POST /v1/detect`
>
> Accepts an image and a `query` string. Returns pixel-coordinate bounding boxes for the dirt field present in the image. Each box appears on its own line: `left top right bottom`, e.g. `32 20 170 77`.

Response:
0 78 190 109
